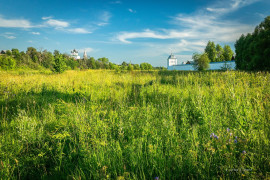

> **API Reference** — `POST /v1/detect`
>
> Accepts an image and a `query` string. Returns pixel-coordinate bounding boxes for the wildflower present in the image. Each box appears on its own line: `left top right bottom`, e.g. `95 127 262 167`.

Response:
210 133 215 138
230 133 232 136
229 139 231 142
155 177 159 180
234 139 237 143
227 128 230 132
242 151 246 154
235 136 238 139
214 135 219 139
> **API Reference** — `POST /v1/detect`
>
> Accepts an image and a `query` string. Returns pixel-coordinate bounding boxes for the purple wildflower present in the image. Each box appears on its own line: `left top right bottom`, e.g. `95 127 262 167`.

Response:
210 133 215 138
229 139 231 142
242 151 246 154
235 136 238 139
214 135 219 139
234 139 237 143
227 128 230 132
230 133 232 136
155 177 159 180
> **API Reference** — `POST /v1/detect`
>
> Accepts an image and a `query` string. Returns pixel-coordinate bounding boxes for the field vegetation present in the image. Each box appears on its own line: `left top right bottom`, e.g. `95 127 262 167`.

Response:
0 70 270 179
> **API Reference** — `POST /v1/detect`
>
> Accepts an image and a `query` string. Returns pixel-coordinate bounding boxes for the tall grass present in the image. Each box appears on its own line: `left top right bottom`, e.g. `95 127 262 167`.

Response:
0 70 269 179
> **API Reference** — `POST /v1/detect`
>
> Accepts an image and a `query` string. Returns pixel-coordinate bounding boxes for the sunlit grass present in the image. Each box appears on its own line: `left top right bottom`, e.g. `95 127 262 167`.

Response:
0 70 269 179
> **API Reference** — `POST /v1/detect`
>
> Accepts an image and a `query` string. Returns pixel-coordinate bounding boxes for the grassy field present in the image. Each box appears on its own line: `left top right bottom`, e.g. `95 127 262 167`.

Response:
0 70 270 179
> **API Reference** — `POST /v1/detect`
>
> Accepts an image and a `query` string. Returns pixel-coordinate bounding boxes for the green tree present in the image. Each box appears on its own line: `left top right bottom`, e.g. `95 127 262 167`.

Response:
26 47 39 63
41 50 54 69
127 63 134 71
215 44 224 62
223 45 234 61
53 50 60 57
134 64 140 70
205 41 216 62
53 55 66 73
6 50 12 56
140 63 152 70
235 16 270 70
65 58 78 70
192 52 210 71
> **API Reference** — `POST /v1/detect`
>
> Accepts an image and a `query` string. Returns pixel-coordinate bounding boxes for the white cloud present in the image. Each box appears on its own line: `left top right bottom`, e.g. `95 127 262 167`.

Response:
66 28 92 34
128 9 136 13
206 0 261 14
0 16 32 28
28 40 33 43
42 16 53 20
117 29 197 43
45 18 69 28
31 32 40 35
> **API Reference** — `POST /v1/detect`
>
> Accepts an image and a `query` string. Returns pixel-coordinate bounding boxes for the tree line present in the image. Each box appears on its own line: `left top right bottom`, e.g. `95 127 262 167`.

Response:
235 16 270 71
0 47 156 72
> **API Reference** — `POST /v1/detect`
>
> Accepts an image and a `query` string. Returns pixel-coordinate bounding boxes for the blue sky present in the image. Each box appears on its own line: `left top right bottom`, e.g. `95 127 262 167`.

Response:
0 0 269 66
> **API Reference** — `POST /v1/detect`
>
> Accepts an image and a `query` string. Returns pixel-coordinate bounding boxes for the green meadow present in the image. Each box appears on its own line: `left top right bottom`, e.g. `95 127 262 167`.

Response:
0 70 269 179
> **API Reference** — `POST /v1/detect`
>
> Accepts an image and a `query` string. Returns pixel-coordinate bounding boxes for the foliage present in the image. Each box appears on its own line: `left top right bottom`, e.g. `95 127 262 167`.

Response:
205 41 216 62
127 63 134 71
215 44 224 62
0 70 269 179
223 45 234 61
192 52 210 70
235 16 270 70
53 55 66 73
140 62 152 70
0 56 16 70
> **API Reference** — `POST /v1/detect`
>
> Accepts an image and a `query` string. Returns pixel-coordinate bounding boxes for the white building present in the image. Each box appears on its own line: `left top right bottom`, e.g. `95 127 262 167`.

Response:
167 53 177 67
70 49 80 60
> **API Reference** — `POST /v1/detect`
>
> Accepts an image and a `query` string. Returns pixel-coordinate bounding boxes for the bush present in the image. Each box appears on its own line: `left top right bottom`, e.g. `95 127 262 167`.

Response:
0 56 16 70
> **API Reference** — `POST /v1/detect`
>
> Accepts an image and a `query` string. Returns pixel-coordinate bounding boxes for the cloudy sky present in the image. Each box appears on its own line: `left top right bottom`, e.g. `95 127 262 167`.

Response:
0 0 269 66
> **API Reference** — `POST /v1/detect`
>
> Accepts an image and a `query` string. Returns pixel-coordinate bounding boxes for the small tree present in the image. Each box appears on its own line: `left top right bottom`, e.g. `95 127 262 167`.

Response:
223 45 234 61
215 44 224 62
205 41 216 62
53 55 66 73
192 53 210 71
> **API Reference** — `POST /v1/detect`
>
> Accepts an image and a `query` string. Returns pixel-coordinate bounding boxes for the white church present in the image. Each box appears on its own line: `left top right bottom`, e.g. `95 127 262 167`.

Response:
70 49 88 60
167 53 236 70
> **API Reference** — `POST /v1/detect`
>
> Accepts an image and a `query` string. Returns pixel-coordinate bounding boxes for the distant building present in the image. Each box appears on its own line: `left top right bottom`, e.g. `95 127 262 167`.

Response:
0 50 7 54
167 53 177 67
83 50 87 59
70 49 80 60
